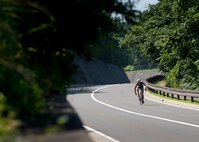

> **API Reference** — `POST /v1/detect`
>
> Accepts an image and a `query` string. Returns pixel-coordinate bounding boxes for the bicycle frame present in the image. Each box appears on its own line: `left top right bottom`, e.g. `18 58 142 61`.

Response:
135 87 144 105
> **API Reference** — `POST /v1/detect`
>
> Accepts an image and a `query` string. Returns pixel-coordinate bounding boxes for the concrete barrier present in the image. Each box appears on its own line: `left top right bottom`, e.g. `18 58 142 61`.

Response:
72 57 130 85
125 70 163 83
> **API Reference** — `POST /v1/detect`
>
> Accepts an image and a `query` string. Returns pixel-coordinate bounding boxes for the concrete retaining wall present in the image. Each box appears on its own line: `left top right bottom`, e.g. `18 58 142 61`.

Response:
125 70 163 83
72 56 163 85
72 57 130 85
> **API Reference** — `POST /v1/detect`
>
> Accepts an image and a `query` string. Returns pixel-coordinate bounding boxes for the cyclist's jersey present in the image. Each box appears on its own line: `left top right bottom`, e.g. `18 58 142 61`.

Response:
137 81 144 90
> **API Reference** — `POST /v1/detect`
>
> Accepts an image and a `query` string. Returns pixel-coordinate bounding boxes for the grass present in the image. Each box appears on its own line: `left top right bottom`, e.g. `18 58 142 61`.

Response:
149 79 199 105
125 68 159 72
147 90 199 105
135 68 159 72
154 79 167 87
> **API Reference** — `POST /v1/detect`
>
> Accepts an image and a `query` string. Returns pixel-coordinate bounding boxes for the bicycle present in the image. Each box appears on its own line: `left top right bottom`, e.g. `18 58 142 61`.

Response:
134 86 144 105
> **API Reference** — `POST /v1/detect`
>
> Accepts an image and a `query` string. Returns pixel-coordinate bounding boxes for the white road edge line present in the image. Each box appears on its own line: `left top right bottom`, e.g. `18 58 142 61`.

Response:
84 125 120 142
91 85 199 128
145 96 199 111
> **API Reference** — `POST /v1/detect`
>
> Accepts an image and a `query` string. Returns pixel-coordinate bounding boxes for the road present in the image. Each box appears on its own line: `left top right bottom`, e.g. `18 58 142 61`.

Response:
67 84 199 142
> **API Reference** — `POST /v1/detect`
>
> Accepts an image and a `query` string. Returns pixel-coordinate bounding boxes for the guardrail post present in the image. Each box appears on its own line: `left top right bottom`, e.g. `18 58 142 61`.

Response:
184 96 186 100
191 97 194 102
177 95 180 100
145 75 199 104
152 88 156 94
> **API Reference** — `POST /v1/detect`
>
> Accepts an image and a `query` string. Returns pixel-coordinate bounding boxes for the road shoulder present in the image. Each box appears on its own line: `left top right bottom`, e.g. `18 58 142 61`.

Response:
145 91 199 110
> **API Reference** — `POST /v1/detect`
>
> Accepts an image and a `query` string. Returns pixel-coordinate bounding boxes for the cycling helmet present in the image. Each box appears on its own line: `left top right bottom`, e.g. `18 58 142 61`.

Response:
137 79 141 82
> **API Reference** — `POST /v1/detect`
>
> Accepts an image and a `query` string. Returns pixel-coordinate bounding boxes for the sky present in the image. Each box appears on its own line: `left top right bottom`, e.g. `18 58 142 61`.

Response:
134 0 159 11
122 0 159 12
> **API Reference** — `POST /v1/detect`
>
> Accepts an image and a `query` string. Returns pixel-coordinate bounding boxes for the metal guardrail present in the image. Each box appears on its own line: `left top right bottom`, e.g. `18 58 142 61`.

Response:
145 75 199 102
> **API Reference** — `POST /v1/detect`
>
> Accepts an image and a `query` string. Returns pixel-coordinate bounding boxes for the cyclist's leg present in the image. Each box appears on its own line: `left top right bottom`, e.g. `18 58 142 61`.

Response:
136 88 139 95
138 89 143 104
140 89 144 103
137 89 140 99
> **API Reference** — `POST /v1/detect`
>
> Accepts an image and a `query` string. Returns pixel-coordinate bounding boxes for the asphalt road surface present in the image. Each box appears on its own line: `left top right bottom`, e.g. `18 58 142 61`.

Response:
67 84 199 142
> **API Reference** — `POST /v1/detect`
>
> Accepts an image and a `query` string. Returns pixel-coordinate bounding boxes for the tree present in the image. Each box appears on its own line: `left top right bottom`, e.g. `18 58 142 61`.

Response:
91 17 156 70
0 0 138 135
120 0 199 89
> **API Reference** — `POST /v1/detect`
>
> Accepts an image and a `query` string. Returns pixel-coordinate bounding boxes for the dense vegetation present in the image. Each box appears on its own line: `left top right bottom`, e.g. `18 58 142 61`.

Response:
0 0 137 136
120 0 199 90
92 18 157 71
2 0 198 138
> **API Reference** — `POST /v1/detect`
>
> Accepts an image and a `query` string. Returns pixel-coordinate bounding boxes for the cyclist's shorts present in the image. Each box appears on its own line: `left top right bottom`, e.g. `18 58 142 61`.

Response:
139 89 144 94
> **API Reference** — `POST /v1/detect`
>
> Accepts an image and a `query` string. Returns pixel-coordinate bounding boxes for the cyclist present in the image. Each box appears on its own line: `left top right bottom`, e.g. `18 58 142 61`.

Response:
134 79 146 104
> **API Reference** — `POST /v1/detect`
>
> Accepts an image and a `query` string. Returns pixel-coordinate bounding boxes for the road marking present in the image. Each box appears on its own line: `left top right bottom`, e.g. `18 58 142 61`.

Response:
91 85 199 128
84 125 120 142
145 96 199 111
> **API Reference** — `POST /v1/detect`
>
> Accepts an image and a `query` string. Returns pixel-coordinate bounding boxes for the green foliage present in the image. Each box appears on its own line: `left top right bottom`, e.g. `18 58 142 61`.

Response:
123 65 135 71
120 0 199 90
92 18 157 70
0 92 18 135
0 0 138 135
0 0 45 126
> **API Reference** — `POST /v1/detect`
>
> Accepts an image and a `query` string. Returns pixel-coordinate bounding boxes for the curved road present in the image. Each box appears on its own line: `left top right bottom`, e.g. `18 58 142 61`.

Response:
67 84 199 142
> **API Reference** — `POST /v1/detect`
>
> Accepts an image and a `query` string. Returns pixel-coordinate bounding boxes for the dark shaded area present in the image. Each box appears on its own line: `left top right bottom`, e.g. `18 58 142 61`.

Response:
0 0 138 140
146 75 165 84
21 95 82 131
20 93 92 142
